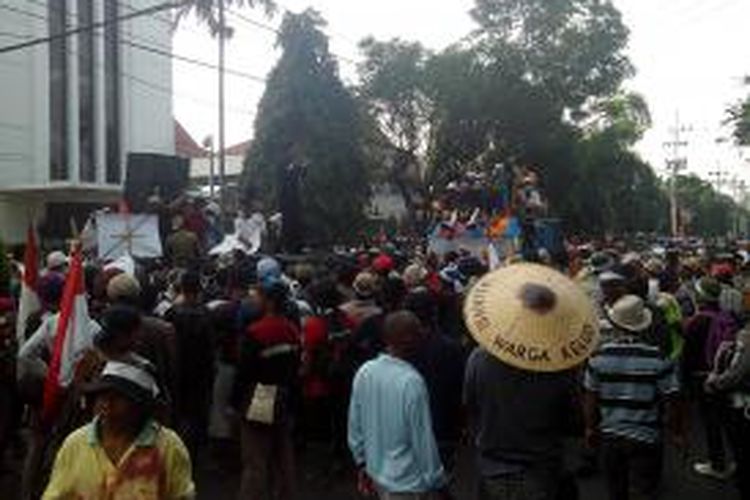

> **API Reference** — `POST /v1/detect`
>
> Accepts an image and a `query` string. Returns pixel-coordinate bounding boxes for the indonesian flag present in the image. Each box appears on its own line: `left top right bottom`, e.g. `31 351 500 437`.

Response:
42 246 92 423
16 225 40 343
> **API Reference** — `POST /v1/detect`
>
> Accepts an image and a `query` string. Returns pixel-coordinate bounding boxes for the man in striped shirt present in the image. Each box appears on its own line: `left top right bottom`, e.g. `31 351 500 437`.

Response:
583 295 681 500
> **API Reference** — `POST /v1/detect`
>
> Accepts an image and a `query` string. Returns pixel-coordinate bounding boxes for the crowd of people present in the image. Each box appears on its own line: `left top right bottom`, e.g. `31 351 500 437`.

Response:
1 211 750 500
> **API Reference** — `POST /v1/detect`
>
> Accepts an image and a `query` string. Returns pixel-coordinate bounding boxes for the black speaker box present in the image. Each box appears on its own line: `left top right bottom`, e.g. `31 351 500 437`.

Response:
125 153 189 210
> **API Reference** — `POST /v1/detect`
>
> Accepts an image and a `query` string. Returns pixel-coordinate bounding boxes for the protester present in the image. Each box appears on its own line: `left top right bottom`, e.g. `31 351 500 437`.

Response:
597 270 628 341
165 215 201 269
164 271 214 460
233 279 300 500
682 276 739 479
18 282 102 500
348 311 449 499
584 294 682 500
299 277 341 444
340 272 383 329
404 290 466 472
463 264 597 500
42 359 195 499
0 297 17 471
44 251 68 276
705 326 750 499
713 262 745 320
107 272 178 418
11 190 750 500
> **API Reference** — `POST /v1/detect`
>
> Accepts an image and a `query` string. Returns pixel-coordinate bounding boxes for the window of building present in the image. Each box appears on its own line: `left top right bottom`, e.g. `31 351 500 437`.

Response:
49 0 68 181
78 0 95 182
104 0 120 184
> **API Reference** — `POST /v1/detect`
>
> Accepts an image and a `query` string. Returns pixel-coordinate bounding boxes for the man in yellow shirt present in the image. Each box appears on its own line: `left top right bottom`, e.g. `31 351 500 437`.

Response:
43 359 195 500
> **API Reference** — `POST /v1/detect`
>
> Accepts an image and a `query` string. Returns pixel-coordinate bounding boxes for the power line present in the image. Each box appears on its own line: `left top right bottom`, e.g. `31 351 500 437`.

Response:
0 27 255 117
25 0 179 56
224 6 358 66
122 38 266 83
0 3 268 84
0 0 186 55
226 8 278 35
0 2 46 21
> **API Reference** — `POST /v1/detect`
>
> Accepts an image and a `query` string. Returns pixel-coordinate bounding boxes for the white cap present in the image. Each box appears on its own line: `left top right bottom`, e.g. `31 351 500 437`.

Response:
46 251 69 270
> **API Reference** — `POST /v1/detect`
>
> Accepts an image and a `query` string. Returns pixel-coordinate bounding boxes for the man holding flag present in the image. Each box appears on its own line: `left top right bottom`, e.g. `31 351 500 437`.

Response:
17 244 102 500
16 224 40 345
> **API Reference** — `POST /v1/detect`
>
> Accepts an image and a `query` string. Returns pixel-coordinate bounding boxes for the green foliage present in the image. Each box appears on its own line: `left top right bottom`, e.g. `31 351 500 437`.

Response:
675 175 737 236
358 38 432 154
573 131 667 234
242 9 370 244
470 0 634 113
413 0 670 236
582 92 652 146
729 95 750 146
357 38 433 219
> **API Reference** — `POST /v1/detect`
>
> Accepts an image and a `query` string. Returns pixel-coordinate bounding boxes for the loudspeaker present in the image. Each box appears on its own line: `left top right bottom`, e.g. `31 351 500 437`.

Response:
125 153 189 210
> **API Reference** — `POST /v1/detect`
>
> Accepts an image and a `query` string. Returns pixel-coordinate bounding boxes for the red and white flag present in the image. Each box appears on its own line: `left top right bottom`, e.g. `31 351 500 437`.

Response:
16 225 40 344
42 246 93 423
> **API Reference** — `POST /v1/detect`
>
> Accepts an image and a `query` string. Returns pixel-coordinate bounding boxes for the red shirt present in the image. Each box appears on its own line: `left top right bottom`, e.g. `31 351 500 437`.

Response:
302 316 330 399
248 315 300 346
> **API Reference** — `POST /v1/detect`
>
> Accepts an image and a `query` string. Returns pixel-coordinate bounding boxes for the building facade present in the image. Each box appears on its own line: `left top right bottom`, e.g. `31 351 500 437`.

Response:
0 0 174 243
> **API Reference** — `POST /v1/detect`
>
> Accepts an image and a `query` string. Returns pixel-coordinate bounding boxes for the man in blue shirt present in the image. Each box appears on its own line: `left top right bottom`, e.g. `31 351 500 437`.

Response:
348 311 449 500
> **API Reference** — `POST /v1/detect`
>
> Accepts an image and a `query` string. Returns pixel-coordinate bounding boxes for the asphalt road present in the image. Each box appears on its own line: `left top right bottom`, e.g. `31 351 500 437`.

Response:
193 439 740 500
1 428 740 499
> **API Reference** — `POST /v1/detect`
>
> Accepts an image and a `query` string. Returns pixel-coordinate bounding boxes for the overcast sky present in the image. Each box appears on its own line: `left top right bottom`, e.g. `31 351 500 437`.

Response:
173 0 750 194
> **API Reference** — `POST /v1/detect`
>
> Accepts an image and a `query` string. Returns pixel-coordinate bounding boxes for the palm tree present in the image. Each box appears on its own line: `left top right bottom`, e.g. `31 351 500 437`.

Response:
177 0 276 211
177 0 276 35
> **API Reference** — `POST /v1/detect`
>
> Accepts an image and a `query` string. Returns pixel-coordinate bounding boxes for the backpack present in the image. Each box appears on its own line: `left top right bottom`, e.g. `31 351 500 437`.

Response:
700 310 739 369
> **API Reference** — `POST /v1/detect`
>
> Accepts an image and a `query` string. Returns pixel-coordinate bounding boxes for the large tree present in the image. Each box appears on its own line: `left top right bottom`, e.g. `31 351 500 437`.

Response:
417 0 641 234
357 38 433 214
470 0 633 114
242 9 370 246
675 175 738 237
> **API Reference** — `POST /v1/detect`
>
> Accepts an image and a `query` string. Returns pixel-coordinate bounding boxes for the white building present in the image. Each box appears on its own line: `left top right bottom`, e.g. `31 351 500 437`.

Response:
0 0 174 243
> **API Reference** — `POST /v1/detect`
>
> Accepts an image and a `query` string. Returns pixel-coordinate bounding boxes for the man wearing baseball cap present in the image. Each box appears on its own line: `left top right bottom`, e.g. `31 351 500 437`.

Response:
43 360 194 499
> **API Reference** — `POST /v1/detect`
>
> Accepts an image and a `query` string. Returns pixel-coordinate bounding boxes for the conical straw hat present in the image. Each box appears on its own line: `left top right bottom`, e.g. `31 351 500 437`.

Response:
464 263 599 372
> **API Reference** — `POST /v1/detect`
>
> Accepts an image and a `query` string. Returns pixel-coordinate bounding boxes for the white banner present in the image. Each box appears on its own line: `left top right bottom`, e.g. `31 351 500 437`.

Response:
96 213 163 260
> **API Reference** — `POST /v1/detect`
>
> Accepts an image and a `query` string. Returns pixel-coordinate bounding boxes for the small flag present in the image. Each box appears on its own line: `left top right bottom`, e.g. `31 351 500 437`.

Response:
16 225 40 344
487 213 510 239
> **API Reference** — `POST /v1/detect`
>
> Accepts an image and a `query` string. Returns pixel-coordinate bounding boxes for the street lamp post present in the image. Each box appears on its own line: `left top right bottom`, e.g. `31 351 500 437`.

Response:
218 0 227 213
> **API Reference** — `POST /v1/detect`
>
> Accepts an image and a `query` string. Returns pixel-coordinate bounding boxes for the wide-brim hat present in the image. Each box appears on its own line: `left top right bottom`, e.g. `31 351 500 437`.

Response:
606 295 653 333
464 263 599 372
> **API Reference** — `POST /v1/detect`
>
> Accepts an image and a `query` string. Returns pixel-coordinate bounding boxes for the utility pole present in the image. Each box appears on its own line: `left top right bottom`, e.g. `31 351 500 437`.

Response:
203 135 215 198
664 113 690 237
730 177 746 237
708 165 728 193
218 0 227 214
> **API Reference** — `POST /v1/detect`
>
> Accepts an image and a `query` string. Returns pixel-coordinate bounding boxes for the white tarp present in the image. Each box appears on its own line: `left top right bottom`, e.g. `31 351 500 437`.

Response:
96 213 163 260
103 254 136 276
210 213 265 256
